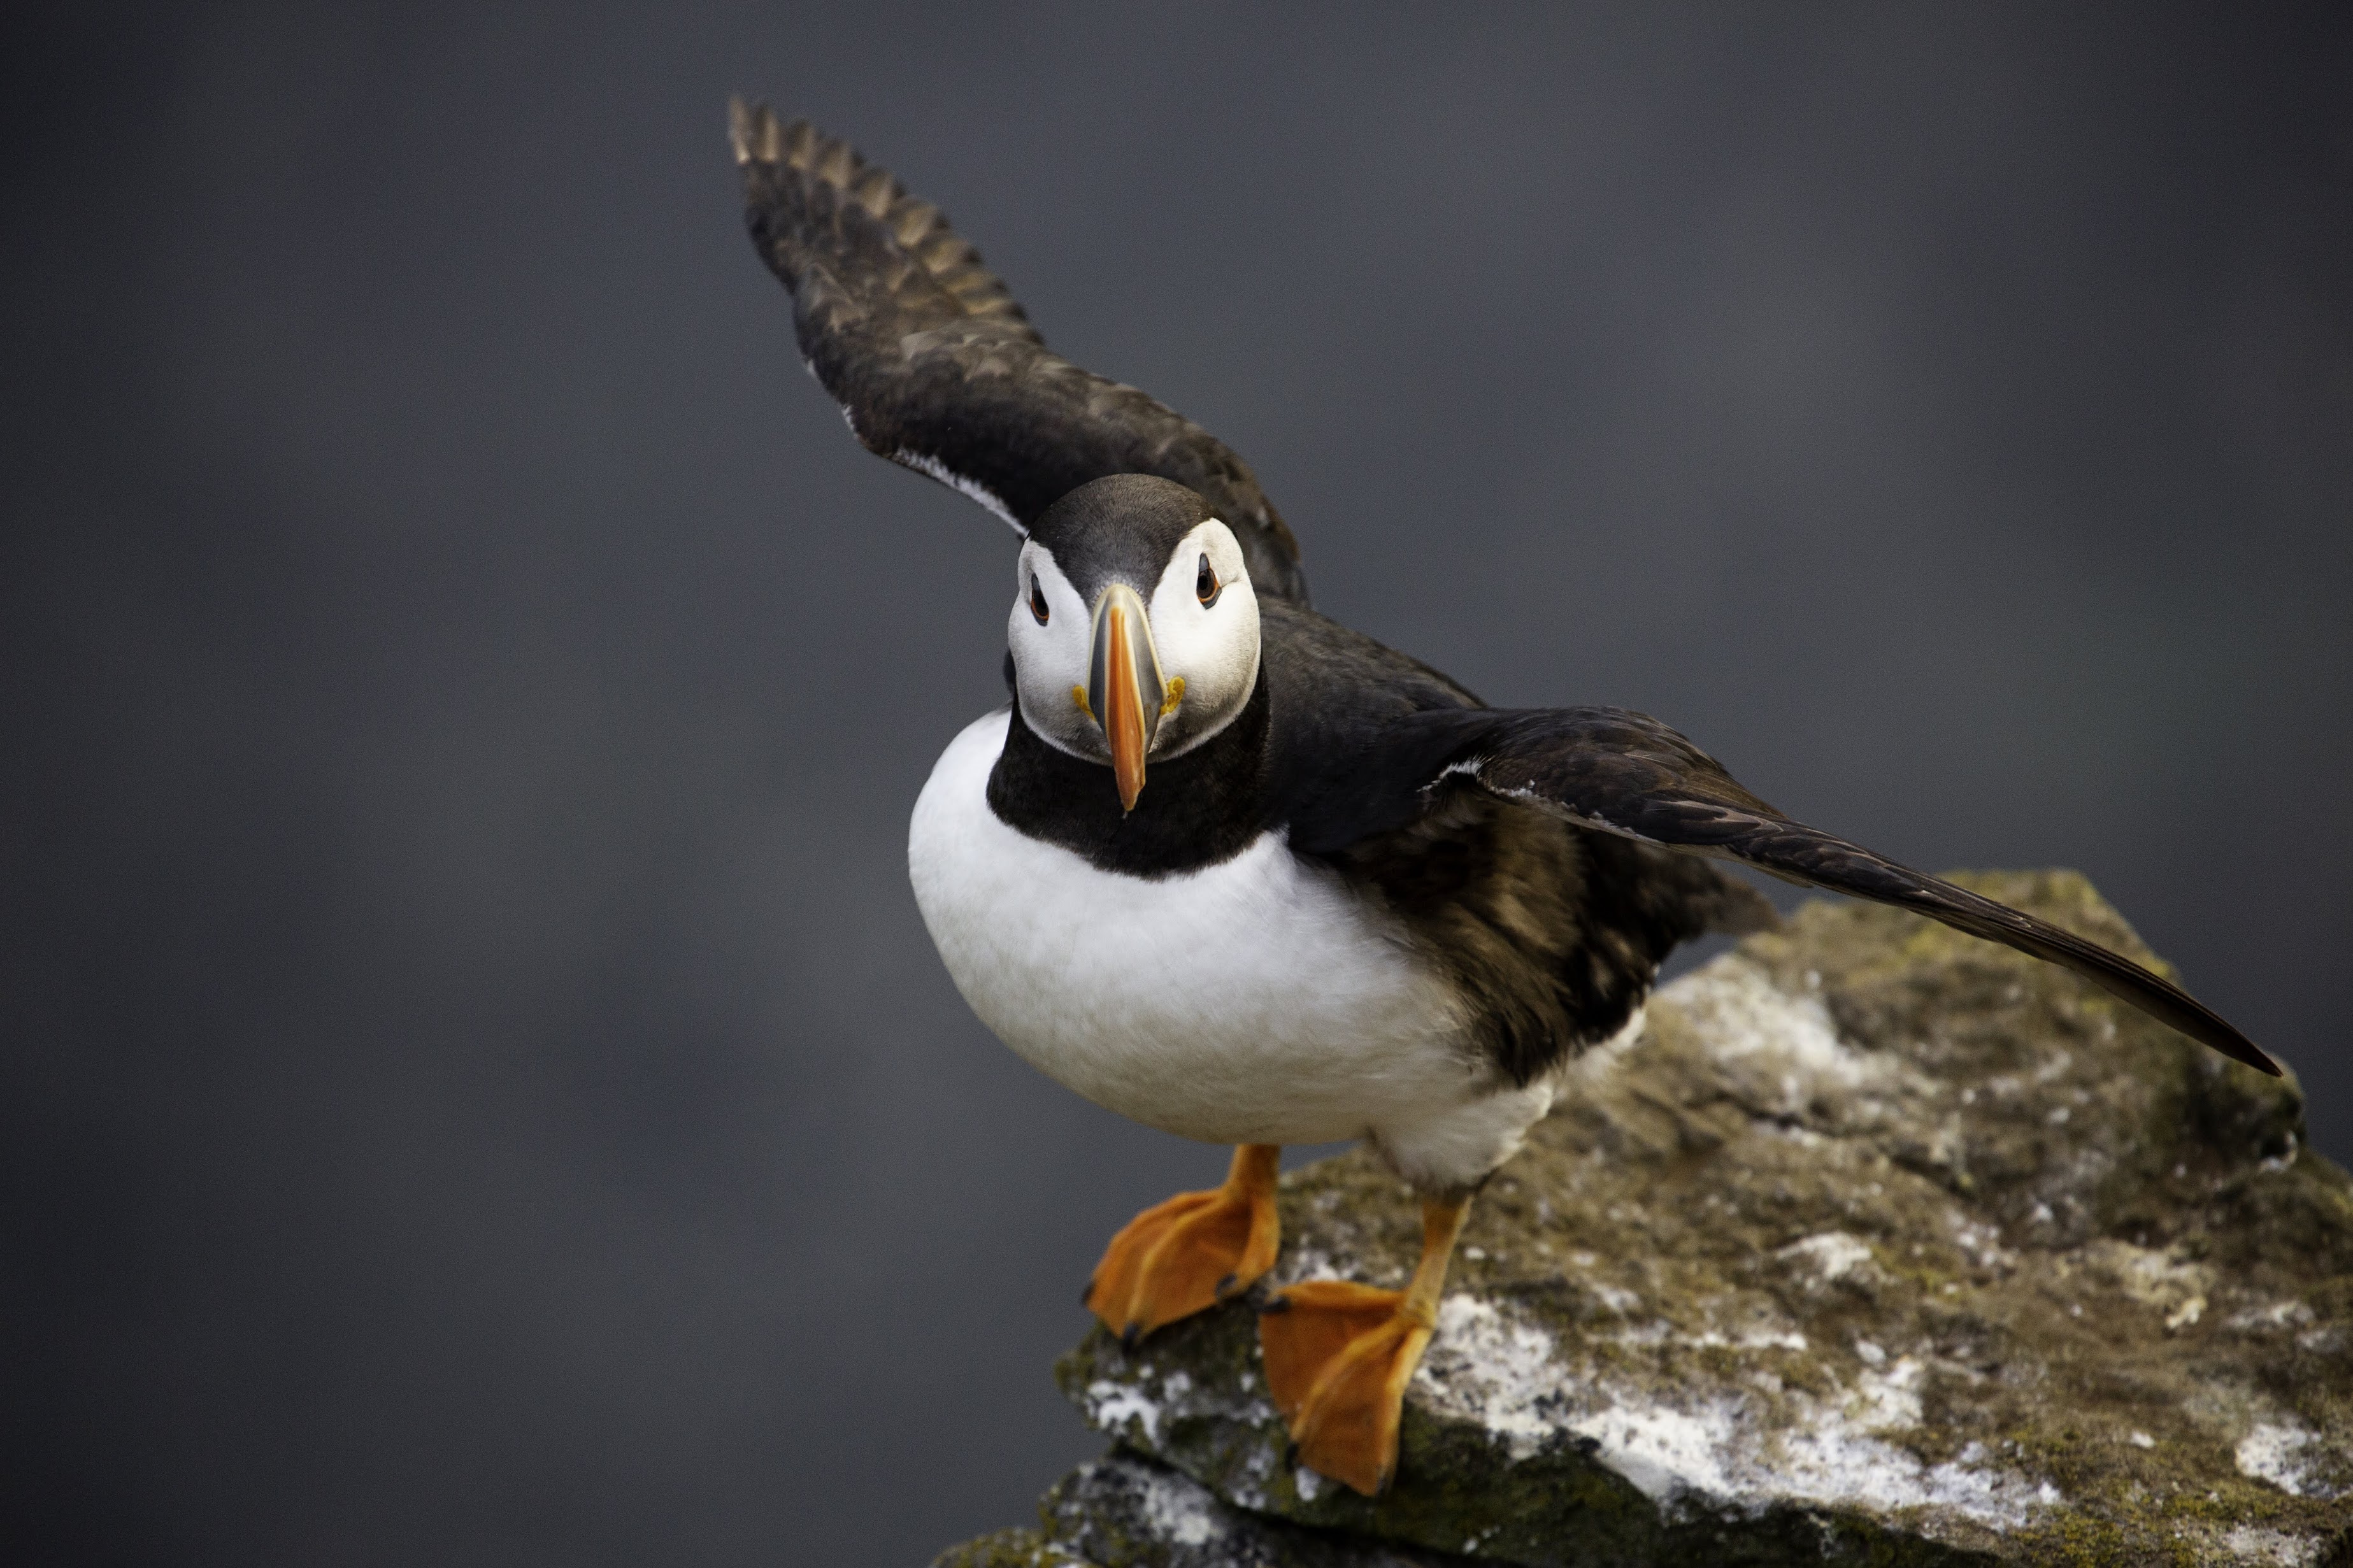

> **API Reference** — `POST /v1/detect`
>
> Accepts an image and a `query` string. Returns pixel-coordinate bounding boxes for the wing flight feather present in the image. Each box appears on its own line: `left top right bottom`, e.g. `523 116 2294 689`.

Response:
1296 706 2278 1076
731 100 1308 602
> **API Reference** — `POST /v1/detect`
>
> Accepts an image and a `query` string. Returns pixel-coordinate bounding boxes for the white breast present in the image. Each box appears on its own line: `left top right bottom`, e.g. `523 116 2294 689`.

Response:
906 709 1484 1148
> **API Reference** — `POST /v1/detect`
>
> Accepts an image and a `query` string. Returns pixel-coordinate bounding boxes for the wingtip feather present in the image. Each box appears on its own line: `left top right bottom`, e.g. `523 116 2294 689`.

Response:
2226 1033 2284 1077
727 96 752 162
733 110 1033 341
728 97 796 167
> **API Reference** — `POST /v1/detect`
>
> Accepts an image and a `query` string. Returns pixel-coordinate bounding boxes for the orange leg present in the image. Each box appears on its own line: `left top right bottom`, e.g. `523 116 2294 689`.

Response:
1085 1144 1282 1345
1257 1193 1471 1497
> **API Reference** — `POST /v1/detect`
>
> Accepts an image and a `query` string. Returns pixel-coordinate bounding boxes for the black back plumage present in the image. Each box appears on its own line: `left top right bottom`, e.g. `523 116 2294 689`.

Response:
736 108 2280 1087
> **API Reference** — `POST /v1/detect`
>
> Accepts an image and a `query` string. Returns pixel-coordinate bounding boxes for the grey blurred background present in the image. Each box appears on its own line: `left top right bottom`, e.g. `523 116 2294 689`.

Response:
4 4 2347 1562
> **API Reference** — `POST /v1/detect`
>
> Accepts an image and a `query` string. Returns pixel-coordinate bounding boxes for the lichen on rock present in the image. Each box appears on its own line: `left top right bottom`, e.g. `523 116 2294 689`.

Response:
938 873 2353 1567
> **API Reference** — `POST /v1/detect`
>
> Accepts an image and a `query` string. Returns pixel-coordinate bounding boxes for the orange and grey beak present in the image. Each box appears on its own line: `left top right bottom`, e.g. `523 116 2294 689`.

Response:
1086 581 1166 813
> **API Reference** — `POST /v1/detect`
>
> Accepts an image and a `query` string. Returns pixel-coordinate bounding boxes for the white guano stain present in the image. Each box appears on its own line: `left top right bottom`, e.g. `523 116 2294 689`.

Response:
1135 1464 1222 1548
1677 958 1855 1083
2228 1299 2316 1332
1085 1379 1162 1446
2221 1523 2329 1567
2237 1420 2343 1499
1410 1295 2050 1529
1777 1231 1874 1283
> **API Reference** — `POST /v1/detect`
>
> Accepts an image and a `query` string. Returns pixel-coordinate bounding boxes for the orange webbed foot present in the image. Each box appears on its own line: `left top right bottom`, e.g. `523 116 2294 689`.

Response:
1255 1194 1472 1496
1085 1144 1280 1344
1258 1280 1431 1495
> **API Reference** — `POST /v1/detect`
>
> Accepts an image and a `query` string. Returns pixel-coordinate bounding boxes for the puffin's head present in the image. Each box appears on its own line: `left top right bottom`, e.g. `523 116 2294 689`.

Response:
1008 474 1262 812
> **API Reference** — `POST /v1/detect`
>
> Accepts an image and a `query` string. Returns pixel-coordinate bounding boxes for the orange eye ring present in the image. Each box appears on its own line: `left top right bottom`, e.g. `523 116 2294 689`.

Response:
1195 553 1222 608
1029 575 1050 624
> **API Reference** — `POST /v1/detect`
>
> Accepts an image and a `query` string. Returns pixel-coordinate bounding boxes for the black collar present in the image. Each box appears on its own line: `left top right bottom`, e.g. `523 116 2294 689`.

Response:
987 666 1271 878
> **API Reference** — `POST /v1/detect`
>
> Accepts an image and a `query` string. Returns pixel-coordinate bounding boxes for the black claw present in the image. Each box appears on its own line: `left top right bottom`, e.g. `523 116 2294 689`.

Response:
1120 1322 1141 1351
1258 1292 1293 1316
1213 1271 1238 1299
1081 1278 1096 1308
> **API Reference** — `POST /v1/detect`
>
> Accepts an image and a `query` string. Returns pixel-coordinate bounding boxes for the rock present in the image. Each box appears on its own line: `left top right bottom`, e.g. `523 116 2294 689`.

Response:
934 1452 1481 1566
933 1526 1086 1567
938 873 2353 1567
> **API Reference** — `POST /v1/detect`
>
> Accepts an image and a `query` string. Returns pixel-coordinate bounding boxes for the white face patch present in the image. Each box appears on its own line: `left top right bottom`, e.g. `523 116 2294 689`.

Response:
1006 541 1099 759
1143 519 1259 760
1004 521 1261 764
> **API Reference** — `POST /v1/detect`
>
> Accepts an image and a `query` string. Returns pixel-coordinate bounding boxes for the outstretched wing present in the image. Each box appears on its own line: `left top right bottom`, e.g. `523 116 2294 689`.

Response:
729 101 1308 603
1287 704 2278 1075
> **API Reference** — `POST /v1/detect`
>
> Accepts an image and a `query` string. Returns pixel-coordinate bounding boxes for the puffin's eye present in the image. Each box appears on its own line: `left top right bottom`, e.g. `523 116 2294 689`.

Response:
1195 553 1222 608
1029 574 1050 625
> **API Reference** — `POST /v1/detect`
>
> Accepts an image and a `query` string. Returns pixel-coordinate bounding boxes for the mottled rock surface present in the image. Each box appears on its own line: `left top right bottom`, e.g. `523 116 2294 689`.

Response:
940 873 2353 1567
934 1453 1480 1567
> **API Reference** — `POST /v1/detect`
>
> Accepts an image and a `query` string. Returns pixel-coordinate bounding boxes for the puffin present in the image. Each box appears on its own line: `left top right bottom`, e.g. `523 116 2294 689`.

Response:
729 101 2278 1497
